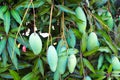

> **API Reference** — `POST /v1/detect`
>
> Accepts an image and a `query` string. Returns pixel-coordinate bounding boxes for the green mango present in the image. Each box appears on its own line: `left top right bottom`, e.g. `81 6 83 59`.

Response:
68 54 77 73
75 7 87 33
87 32 100 51
47 45 58 72
29 33 42 55
56 55 68 74
85 76 92 80
111 56 120 70
66 29 76 48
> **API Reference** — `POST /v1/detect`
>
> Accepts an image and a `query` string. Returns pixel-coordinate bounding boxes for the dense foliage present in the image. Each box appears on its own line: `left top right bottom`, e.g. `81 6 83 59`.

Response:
0 0 120 80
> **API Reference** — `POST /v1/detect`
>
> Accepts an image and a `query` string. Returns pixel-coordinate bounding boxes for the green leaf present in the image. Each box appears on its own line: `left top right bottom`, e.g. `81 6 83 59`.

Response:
0 38 6 55
81 32 87 53
67 48 79 55
34 58 44 76
98 30 118 55
0 73 13 79
9 70 20 80
14 0 45 9
7 44 18 69
98 47 112 53
2 49 8 67
83 58 95 73
66 29 76 48
105 11 114 30
72 28 82 39
69 14 83 24
105 54 111 63
16 62 31 70
56 5 75 15
21 72 34 80
11 27 26 32
0 6 8 19
93 14 110 31
107 64 112 74
8 37 20 56
0 67 8 73
4 10 10 34
38 7 50 16
83 47 99 57
97 54 104 70
11 9 22 24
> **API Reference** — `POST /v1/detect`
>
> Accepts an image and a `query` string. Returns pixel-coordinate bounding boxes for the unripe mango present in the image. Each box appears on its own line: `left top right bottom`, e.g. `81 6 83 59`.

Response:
75 7 87 33
85 76 92 80
29 33 42 55
68 54 77 73
111 56 120 70
56 55 68 74
87 32 100 51
47 45 58 72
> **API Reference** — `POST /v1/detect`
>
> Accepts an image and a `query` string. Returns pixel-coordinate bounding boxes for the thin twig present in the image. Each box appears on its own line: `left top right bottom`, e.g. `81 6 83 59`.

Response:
47 4 54 48
61 1 68 48
31 2 36 32
12 1 32 58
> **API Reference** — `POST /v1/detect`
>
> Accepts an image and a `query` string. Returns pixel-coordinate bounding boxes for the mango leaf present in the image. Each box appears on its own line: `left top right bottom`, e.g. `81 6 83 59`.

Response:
98 47 112 53
105 11 114 30
7 44 18 69
14 0 45 9
93 14 110 31
56 5 75 15
0 73 13 79
4 10 10 34
66 29 76 48
83 58 95 73
72 28 82 39
83 47 99 57
0 38 6 55
2 49 8 67
67 48 79 55
11 9 22 24
81 32 87 53
105 54 111 63
68 14 83 24
0 6 8 19
21 72 34 80
8 37 20 56
11 27 25 32
98 30 118 55
0 67 8 73
17 37 29 48
9 70 20 80
97 54 104 70
33 58 44 76
17 62 31 70
38 7 50 16
107 64 113 73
